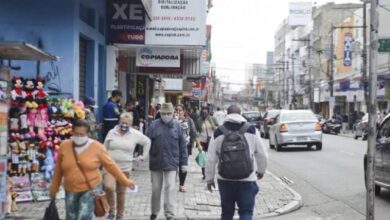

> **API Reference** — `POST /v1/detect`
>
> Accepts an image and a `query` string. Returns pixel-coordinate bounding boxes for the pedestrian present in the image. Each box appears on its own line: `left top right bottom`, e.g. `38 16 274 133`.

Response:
205 105 268 220
189 107 199 122
124 101 140 129
84 96 100 140
176 105 201 192
102 90 122 140
103 113 151 220
49 120 135 220
146 103 188 220
196 106 218 179
213 107 226 126
154 103 162 119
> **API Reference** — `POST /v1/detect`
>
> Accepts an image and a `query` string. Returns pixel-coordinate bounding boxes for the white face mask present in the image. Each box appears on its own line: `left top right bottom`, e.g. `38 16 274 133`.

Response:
71 136 89 146
161 115 173 124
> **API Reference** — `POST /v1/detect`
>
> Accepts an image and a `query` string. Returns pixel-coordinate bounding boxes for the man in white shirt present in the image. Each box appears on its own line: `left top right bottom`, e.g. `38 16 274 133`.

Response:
213 107 226 126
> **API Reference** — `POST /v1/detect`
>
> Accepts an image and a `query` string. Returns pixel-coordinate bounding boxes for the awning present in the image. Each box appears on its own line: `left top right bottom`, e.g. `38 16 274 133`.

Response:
0 41 58 61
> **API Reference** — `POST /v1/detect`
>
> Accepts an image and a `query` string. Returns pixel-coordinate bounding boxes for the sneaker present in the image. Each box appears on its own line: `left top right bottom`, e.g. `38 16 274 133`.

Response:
150 214 157 220
166 217 175 220
116 217 123 220
107 214 115 220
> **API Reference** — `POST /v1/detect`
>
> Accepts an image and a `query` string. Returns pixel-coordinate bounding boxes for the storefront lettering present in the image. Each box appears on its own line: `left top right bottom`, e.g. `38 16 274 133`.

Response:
112 3 143 20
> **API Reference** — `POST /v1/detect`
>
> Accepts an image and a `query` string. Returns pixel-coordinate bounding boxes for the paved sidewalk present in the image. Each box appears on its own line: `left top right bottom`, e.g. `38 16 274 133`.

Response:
9 155 302 220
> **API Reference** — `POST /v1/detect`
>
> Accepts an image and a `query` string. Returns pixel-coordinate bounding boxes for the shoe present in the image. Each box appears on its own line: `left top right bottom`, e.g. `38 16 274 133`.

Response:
107 214 115 220
150 214 157 220
166 217 175 220
179 186 186 192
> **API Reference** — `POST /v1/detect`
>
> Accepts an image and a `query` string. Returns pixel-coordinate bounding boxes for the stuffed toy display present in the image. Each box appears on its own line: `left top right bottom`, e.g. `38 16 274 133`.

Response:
6 76 87 205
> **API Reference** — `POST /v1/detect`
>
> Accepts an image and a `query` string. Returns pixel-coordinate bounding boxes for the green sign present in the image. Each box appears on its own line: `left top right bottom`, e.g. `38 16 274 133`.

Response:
378 38 390 53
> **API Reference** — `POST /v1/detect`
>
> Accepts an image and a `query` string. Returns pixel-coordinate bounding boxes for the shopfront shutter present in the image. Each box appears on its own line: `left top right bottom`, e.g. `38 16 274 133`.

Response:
79 37 87 99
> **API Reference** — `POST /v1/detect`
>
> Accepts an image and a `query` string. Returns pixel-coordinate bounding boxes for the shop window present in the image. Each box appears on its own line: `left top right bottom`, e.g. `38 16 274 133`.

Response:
80 3 96 28
98 16 105 35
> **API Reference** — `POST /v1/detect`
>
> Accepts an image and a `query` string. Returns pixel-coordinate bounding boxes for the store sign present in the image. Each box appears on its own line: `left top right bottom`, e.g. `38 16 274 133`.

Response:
107 0 146 44
136 47 180 67
288 2 312 26
145 0 207 46
140 0 152 19
378 38 390 53
344 33 353 67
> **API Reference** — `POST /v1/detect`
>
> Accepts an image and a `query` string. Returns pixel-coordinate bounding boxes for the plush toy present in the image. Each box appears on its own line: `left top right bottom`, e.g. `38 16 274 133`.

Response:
19 107 29 139
41 149 55 181
27 108 37 138
11 191 19 212
61 99 74 118
24 78 38 109
35 108 49 140
33 77 48 109
9 107 20 133
10 77 26 107
18 141 28 176
9 141 20 176
74 100 86 119
5 177 15 215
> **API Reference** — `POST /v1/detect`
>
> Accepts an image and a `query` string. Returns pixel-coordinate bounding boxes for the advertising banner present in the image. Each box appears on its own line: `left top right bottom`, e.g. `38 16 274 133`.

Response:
140 0 152 19
288 2 312 26
145 0 207 46
136 47 180 67
107 0 146 44
344 33 353 67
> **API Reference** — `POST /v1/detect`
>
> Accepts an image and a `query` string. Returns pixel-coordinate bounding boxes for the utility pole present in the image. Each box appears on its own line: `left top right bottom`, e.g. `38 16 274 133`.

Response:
367 0 378 219
330 24 335 118
362 1 369 111
292 54 295 109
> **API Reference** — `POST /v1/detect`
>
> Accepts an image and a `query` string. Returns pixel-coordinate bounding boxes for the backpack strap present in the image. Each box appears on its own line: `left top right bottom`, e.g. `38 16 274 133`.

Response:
238 122 251 134
219 125 231 136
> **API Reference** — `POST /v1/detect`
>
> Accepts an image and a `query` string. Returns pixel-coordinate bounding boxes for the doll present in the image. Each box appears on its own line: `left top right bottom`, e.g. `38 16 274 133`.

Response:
19 107 29 139
26 142 44 172
33 77 48 109
9 141 19 176
24 79 37 109
18 141 28 176
9 107 19 133
41 149 55 181
10 77 26 107
35 108 48 140
27 108 37 138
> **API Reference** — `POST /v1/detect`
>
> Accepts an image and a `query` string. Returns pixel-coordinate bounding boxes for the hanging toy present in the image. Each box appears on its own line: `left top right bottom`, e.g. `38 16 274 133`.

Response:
19 107 29 139
74 100 86 120
18 141 28 176
35 108 49 140
41 149 55 181
9 107 20 141
24 78 38 109
27 108 37 138
10 77 26 107
33 77 48 109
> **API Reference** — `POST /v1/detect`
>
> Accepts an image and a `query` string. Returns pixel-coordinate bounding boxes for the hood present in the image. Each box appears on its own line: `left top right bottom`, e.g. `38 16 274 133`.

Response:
224 113 247 124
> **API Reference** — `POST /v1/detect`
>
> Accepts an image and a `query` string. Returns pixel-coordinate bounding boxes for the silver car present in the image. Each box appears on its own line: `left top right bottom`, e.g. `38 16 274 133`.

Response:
269 110 323 151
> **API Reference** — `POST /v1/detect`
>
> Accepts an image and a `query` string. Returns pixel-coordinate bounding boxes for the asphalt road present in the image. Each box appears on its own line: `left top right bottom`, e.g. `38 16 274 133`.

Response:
264 134 390 220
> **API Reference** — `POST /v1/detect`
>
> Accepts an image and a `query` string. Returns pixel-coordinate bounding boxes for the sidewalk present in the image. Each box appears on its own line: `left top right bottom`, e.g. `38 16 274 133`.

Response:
10 155 302 220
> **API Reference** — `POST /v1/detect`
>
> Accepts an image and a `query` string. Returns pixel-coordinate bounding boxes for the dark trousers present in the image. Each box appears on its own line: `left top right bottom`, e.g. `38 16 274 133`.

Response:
179 166 187 186
218 179 259 220
102 120 118 141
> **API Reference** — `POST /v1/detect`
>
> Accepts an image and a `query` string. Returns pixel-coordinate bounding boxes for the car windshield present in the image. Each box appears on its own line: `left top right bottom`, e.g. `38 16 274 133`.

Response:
281 111 317 122
243 112 261 119
267 110 280 118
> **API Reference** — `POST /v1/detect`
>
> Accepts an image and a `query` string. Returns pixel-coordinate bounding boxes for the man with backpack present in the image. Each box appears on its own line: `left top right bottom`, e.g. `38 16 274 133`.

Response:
205 105 268 220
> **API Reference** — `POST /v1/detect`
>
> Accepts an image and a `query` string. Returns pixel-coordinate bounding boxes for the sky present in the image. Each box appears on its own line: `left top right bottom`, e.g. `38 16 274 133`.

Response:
207 0 361 90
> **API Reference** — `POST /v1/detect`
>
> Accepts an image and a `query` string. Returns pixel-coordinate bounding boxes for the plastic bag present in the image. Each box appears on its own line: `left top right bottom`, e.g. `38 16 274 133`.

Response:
43 200 60 220
195 151 206 168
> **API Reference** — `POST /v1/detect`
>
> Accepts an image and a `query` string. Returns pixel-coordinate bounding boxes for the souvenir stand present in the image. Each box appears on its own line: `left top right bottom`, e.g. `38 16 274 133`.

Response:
0 42 86 218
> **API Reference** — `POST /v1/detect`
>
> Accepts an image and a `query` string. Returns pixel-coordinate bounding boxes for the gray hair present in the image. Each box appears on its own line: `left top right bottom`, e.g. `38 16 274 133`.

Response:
120 112 133 122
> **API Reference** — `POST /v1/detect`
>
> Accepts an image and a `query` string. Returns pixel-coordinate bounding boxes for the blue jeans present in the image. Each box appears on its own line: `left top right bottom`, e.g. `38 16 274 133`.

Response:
65 190 94 220
218 179 259 220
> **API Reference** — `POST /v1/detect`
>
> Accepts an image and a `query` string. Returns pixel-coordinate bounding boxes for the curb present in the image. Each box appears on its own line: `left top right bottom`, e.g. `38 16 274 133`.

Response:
261 171 303 218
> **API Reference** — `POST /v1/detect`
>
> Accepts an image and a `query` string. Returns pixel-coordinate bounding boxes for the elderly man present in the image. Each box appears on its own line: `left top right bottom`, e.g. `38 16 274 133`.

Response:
146 103 188 220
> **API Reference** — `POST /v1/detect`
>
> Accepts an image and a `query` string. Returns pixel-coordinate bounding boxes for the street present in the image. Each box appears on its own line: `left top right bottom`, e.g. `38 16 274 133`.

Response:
266 134 390 220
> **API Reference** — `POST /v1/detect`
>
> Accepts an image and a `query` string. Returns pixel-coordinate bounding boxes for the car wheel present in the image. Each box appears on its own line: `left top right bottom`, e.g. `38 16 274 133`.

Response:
375 184 381 195
316 143 322 151
354 135 358 140
275 136 283 151
307 144 313 149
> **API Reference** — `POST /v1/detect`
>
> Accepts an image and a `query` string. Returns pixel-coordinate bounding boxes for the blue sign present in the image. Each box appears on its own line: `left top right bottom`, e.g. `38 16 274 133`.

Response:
107 0 146 44
344 34 353 67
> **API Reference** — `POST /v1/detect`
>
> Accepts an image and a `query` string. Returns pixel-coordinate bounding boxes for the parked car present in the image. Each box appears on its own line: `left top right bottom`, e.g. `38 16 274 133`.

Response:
322 119 342 135
354 119 368 140
260 109 281 138
242 111 262 128
364 114 390 195
269 110 322 151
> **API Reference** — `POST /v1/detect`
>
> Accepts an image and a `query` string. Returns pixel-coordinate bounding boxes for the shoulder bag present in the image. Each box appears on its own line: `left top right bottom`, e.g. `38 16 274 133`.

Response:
71 146 110 217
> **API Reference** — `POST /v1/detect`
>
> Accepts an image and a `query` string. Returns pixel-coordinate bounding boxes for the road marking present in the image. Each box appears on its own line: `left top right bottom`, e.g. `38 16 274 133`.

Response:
340 150 355 156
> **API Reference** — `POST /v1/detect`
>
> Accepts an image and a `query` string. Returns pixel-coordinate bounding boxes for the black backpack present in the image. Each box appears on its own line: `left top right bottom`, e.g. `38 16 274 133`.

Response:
218 123 253 179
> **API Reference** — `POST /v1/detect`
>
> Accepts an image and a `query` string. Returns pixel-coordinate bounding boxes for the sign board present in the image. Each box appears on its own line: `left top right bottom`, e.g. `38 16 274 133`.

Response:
344 33 353 67
136 47 180 67
378 38 390 53
288 2 312 26
140 0 152 20
107 0 146 44
145 0 207 46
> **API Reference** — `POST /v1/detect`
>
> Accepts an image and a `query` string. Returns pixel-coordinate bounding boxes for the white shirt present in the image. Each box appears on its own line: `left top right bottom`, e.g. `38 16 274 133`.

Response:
213 110 226 126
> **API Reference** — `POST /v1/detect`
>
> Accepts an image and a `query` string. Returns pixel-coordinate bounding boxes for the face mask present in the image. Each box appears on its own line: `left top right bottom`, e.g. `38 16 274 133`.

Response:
71 136 89 146
120 124 130 133
161 115 173 124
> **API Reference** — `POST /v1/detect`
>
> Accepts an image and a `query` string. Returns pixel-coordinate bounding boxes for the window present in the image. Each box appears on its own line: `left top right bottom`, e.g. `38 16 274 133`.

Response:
80 3 95 28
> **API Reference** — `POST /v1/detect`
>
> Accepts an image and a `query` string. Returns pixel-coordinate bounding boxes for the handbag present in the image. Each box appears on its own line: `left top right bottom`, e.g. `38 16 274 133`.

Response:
72 146 110 217
43 200 60 220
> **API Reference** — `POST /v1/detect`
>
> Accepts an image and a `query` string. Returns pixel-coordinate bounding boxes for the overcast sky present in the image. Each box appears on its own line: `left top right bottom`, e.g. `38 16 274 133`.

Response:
207 0 360 89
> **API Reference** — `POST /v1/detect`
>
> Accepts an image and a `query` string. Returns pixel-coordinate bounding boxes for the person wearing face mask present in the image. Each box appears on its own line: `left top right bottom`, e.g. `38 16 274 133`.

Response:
196 106 218 179
103 113 151 220
146 103 188 220
50 120 135 220
102 90 122 140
